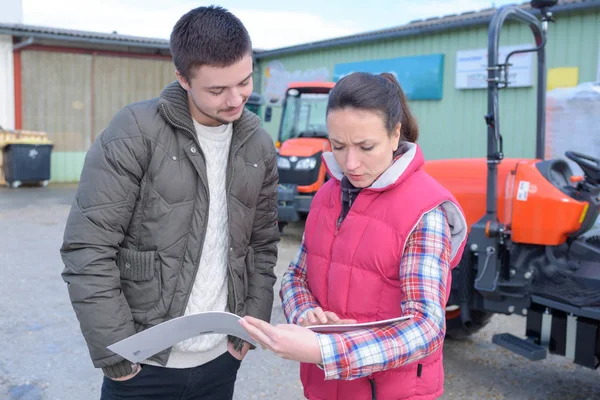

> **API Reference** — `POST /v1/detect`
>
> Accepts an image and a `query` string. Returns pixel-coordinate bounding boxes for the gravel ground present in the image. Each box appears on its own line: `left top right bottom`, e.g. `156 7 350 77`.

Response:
1 184 598 400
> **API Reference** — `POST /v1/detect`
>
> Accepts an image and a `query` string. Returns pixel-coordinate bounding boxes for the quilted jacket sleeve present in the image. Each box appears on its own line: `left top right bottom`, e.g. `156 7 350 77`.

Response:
60 106 150 377
245 136 280 324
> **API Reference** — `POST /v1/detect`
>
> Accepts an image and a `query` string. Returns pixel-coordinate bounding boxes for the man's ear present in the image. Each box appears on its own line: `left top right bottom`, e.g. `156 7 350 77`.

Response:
175 70 190 91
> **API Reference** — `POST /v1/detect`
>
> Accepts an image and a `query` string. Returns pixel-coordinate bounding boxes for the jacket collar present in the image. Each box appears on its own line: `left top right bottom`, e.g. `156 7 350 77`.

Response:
158 80 261 147
322 142 424 191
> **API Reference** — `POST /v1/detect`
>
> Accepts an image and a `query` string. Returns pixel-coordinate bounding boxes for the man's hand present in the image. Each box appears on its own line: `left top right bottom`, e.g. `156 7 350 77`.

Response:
239 316 322 364
109 364 141 381
227 340 250 361
298 307 357 327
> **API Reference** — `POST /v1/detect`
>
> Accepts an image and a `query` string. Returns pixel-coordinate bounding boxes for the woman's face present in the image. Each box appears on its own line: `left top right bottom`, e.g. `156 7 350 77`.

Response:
327 108 400 188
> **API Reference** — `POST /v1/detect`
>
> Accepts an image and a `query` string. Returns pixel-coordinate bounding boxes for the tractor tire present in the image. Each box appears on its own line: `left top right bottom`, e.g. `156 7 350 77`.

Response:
445 244 493 340
446 309 493 340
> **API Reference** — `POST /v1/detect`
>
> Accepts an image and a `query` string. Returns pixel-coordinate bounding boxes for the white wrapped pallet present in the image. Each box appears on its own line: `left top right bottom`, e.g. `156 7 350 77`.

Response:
545 82 600 171
545 82 600 227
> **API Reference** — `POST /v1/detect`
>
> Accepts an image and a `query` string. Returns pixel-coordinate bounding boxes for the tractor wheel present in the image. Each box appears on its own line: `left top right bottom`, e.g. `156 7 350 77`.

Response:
446 309 493 340
445 246 494 339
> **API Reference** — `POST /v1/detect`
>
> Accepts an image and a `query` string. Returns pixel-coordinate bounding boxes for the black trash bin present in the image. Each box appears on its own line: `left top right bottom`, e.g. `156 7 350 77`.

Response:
2 143 54 188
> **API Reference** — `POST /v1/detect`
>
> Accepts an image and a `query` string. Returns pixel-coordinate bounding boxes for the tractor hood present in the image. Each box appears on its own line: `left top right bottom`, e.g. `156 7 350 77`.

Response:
279 138 330 157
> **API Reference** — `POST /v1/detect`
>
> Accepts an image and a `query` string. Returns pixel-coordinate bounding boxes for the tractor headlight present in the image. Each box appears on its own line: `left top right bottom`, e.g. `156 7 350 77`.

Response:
295 157 317 170
277 156 291 169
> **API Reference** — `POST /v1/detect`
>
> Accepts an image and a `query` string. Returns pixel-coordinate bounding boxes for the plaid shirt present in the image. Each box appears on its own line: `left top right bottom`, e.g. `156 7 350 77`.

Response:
279 206 452 380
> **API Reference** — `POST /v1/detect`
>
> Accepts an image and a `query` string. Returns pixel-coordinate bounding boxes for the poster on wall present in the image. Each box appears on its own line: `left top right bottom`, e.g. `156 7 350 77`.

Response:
456 44 534 89
333 54 445 100
262 60 330 106
547 67 579 91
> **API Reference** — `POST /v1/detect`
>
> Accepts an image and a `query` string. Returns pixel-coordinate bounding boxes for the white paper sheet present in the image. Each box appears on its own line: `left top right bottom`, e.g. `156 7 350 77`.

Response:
107 311 257 363
305 314 414 333
108 312 415 363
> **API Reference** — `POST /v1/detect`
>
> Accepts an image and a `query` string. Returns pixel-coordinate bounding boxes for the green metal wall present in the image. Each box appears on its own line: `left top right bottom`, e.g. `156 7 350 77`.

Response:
255 9 600 161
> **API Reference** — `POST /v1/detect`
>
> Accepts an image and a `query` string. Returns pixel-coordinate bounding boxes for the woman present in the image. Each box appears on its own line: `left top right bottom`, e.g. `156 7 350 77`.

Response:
239 72 468 400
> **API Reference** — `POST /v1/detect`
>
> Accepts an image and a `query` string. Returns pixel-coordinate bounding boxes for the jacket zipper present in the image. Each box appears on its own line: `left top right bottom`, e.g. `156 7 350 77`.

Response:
334 187 356 236
369 377 376 400
225 130 257 318
159 103 210 321
226 143 238 316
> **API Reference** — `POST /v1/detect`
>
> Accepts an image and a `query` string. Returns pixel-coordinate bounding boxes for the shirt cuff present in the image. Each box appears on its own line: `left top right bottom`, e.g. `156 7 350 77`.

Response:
315 333 348 380
102 360 138 379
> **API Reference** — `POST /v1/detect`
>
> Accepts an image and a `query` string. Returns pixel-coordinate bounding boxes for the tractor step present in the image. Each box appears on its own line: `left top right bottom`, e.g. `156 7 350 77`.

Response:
532 275 600 308
492 333 547 361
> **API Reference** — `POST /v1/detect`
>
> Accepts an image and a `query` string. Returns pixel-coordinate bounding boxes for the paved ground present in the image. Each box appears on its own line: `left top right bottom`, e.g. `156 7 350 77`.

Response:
1 184 599 400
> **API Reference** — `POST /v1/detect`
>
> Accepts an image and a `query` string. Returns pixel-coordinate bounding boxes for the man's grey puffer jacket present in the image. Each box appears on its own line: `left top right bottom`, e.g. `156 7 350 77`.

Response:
60 81 280 377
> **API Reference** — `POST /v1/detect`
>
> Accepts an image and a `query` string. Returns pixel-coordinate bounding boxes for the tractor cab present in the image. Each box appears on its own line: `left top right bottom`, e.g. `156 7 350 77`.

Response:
276 82 335 231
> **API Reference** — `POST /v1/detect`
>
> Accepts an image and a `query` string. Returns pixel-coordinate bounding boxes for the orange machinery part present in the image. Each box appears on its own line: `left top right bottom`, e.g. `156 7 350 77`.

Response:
279 138 331 194
510 160 587 245
288 81 336 90
424 158 588 246
423 158 525 229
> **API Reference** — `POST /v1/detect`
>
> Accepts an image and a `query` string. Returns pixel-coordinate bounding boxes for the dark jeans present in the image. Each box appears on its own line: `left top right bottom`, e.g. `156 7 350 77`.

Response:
100 352 242 400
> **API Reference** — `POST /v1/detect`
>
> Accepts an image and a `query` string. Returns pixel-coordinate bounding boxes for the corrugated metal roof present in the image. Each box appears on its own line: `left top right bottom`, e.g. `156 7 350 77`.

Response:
0 22 170 50
254 0 600 59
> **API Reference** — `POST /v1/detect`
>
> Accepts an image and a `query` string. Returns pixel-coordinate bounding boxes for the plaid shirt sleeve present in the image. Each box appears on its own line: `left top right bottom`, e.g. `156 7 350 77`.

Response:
279 233 321 324
315 206 453 380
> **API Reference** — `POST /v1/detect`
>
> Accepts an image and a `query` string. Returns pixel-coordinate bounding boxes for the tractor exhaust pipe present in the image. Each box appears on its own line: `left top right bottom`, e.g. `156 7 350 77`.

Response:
485 5 548 220
473 3 553 296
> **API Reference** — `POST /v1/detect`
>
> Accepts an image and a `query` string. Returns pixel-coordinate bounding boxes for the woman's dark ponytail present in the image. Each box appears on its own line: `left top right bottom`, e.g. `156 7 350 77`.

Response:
379 72 419 143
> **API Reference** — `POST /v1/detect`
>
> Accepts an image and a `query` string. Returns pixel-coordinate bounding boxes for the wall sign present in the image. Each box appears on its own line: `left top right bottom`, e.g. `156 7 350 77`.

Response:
456 44 534 89
333 54 445 100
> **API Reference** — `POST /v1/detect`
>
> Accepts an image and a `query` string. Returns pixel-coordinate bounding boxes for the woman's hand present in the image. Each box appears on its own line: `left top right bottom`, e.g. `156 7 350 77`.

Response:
298 307 357 327
239 316 323 364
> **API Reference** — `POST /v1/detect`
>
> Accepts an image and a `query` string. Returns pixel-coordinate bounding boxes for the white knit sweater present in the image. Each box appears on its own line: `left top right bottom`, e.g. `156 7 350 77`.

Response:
156 120 233 368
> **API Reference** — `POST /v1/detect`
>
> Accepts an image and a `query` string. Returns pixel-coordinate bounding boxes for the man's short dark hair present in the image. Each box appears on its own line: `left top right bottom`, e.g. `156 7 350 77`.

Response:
170 5 252 83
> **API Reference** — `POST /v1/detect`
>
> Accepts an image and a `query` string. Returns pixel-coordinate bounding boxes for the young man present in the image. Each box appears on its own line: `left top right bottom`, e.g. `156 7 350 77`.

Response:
60 6 279 399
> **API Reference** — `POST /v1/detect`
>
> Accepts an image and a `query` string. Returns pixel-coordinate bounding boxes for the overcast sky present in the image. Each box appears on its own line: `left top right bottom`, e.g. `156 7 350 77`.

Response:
16 0 521 50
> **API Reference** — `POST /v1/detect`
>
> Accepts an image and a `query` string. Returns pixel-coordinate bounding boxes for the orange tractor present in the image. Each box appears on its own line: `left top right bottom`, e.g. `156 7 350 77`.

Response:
276 82 335 232
434 0 600 369
275 0 600 370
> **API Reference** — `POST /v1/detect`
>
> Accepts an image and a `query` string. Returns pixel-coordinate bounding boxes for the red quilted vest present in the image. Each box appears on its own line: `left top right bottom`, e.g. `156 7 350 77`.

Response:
300 144 467 400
